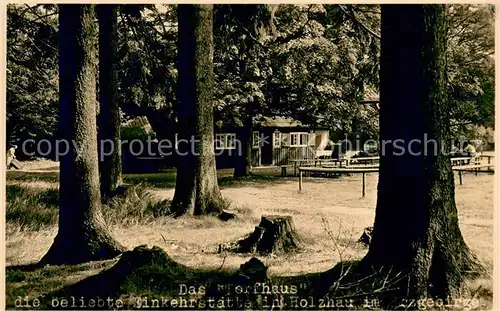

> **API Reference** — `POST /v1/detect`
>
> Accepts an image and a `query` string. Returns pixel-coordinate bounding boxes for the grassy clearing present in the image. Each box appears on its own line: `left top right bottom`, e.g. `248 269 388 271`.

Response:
7 167 284 190
5 169 494 309
123 169 283 189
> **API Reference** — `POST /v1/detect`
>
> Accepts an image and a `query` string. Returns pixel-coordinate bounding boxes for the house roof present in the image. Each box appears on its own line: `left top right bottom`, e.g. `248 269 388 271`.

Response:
258 116 304 128
257 116 328 129
121 116 156 139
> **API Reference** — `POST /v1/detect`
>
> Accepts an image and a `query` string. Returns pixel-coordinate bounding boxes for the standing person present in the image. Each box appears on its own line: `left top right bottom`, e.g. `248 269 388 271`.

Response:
6 145 17 169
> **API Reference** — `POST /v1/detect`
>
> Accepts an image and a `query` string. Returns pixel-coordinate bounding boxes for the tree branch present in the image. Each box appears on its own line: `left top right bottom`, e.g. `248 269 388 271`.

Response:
123 11 166 67
226 6 266 49
273 5 315 45
337 4 380 40
24 4 57 31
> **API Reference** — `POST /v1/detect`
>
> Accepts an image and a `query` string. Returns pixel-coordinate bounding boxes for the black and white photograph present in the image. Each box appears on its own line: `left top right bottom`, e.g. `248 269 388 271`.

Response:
3 3 496 310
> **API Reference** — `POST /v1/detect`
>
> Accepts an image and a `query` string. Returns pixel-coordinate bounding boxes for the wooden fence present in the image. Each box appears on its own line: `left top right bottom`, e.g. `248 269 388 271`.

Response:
273 146 316 165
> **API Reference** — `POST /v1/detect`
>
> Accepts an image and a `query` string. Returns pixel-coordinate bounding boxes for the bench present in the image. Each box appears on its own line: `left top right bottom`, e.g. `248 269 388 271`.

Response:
298 166 379 197
453 164 494 185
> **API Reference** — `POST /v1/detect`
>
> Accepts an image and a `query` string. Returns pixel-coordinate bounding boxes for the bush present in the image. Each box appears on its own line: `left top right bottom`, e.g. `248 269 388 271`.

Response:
102 185 171 226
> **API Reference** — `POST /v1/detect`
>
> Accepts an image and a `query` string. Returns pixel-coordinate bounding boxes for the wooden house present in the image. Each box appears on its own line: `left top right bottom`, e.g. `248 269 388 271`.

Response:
214 116 331 168
120 116 331 172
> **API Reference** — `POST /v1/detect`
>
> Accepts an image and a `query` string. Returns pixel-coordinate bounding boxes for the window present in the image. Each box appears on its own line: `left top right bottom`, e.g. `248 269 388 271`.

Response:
273 132 282 148
300 133 309 146
252 131 260 148
290 133 298 146
215 133 236 150
226 134 236 149
215 134 224 150
282 133 290 146
290 132 309 147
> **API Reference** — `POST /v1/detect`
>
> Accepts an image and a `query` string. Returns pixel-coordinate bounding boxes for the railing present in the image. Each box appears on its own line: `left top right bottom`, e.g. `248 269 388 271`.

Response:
273 146 316 165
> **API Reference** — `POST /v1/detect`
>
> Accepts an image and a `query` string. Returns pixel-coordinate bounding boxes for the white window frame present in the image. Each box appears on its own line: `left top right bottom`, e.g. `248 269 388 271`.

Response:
252 131 260 148
226 133 236 149
273 132 282 148
215 134 224 150
290 132 309 147
300 133 309 146
215 133 236 150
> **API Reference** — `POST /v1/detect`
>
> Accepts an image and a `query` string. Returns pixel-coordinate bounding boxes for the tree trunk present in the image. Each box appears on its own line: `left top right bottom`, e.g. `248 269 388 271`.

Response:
361 4 482 299
234 114 253 177
40 4 124 265
233 42 254 178
171 4 226 217
97 4 122 198
237 215 301 254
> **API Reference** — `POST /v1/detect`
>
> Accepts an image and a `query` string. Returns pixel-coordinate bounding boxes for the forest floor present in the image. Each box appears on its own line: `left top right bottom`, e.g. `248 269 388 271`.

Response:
5 164 494 309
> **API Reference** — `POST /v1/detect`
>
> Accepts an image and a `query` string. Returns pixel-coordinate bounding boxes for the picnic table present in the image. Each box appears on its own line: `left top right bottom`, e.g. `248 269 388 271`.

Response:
298 166 379 197
327 164 380 169
298 157 493 195
289 159 316 176
315 158 346 167
289 159 343 176
347 156 380 166
479 154 494 165
453 163 494 185
450 157 474 166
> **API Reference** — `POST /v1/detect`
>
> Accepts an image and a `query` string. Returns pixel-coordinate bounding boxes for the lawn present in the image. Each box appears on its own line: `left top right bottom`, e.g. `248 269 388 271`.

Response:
5 165 494 309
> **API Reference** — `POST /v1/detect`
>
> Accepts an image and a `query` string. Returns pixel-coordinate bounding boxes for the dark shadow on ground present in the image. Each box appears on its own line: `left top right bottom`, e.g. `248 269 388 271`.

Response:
7 246 362 310
124 170 291 190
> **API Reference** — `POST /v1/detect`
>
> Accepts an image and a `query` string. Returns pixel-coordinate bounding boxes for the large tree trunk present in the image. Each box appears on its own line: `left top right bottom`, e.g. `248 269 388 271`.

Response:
97 4 122 198
361 4 482 299
171 4 226 217
40 4 125 265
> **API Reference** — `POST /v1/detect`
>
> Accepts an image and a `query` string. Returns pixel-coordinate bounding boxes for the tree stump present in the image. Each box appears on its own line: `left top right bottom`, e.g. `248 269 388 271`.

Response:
237 215 301 254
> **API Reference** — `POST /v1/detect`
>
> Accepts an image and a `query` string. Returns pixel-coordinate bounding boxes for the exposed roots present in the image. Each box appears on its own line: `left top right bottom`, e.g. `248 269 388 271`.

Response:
39 229 125 266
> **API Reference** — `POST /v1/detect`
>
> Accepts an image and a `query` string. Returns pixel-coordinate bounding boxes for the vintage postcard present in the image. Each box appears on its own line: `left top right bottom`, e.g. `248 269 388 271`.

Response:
2 3 497 310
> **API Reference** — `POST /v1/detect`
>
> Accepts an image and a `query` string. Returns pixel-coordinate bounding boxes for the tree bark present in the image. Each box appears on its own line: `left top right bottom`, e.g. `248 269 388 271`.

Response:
237 216 302 254
361 4 483 299
234 114 253 177
233 41 254 178
40 4 125 265
171 5 226 217
97 4 122 198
